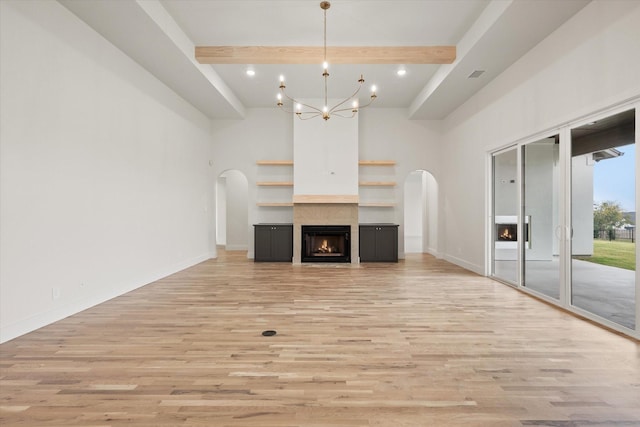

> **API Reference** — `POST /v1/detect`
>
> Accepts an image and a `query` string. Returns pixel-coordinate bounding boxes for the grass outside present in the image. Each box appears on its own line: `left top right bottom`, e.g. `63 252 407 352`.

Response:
574 239 636 271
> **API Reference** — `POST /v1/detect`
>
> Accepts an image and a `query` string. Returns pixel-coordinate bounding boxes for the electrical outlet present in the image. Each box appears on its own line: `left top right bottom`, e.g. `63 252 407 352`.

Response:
52 287 61 300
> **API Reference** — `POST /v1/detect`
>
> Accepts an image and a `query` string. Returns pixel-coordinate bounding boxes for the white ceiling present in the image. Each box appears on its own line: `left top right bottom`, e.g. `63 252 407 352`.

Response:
59 0 591 120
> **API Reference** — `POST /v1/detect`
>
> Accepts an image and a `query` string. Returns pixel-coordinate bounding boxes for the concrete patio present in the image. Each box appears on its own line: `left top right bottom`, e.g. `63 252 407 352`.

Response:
494 258 635 330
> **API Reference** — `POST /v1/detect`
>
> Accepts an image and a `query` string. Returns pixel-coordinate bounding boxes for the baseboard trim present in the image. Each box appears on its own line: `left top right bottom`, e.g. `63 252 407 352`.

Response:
443 254 483 275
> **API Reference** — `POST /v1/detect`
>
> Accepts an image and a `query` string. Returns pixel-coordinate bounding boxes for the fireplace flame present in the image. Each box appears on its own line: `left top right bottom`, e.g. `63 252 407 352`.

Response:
318 239 332 253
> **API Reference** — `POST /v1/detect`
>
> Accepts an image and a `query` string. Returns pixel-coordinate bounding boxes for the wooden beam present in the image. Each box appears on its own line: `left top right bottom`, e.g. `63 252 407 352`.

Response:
196 46 455 64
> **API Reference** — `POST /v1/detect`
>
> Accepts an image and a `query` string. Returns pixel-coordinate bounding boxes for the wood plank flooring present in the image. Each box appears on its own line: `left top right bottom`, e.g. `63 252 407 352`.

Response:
1 251 639 426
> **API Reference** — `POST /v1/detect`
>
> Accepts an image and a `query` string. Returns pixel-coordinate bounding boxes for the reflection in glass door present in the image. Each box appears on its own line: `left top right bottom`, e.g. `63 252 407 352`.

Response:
492 148 519 285
571 109 636 330
522 137 560 299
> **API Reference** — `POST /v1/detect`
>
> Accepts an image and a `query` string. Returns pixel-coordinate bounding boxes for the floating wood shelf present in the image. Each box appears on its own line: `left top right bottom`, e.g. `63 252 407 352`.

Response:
257 181 293 186
358 160 396 166
359 181 396 187
256 160 293 166
293 194 359 204
256 202 294 207
359 202 396 207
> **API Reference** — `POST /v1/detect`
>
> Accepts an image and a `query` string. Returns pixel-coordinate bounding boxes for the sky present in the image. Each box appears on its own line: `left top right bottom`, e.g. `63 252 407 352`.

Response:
593 143 635 212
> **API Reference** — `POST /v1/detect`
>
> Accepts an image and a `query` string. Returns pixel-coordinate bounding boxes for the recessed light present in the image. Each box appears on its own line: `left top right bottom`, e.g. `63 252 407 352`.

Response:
396 68 407 77
246 69 256 77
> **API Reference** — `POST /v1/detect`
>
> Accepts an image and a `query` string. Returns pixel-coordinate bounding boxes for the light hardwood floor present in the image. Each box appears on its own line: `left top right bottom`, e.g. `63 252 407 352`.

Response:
1 251 639 426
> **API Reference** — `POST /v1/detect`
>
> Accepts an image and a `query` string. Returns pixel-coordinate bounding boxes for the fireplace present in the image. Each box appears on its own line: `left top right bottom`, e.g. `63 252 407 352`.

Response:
495 216 530 244
496 223 517 241
301 225 350 263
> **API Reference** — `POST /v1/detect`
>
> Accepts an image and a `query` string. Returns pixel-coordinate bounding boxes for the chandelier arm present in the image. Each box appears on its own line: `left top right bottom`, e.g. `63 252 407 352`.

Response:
277 104 295 114
279 89 299 105
356 94 378 109
280 89 323 114
297 112 324 120
329 93 368 114
332 91 377 114
328 82 363 114
296 100 324 113
331 107 358 114
331 111 358 119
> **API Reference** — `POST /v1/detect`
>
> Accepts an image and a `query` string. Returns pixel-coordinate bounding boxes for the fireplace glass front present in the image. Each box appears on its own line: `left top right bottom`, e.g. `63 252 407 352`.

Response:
302 225 350 263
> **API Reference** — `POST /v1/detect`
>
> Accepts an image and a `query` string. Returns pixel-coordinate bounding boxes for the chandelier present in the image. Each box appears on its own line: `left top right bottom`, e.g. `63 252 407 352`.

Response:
276 1 377 120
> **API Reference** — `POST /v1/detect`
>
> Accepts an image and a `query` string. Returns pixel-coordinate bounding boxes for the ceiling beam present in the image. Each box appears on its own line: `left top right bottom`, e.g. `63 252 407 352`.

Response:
195 46 456 64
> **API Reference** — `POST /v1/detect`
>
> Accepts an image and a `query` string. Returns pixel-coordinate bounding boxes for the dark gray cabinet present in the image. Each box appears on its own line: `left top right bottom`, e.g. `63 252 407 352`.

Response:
254 224 293 262
359 224 399 262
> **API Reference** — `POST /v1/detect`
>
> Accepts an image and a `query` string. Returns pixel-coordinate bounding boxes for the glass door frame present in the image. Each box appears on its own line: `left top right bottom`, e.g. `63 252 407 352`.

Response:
488 100 639 340
490 145 522 286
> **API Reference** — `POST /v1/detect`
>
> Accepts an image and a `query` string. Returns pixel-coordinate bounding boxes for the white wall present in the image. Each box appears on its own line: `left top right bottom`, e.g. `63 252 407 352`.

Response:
425 172 439 255
216 176 227 245
222 170 249 250
0 1 214 343
211 109 293 258
441 0 640 273
403 170 439 255
404 171 424 253
294 100 358 196
494 150 518 216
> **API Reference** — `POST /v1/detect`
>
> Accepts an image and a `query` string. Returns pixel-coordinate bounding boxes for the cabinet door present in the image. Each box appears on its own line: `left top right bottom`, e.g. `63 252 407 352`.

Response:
359 226 377 261
254 226 272 261
375 226 398 262
271 225 293 261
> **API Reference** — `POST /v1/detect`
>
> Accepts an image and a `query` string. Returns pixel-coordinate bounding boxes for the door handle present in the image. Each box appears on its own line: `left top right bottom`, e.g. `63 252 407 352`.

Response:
555 226 562 240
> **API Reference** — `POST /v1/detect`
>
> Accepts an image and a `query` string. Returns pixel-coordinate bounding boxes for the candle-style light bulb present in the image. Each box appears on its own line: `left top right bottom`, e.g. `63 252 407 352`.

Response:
323 61 329 70
371 85 377 94
279 75 285 82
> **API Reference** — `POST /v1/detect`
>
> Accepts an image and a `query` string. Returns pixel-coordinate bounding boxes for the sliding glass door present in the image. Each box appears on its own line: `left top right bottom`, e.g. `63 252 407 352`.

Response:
570 109 636 330
522 136 560 300
490 105 638 336
492 148 519 285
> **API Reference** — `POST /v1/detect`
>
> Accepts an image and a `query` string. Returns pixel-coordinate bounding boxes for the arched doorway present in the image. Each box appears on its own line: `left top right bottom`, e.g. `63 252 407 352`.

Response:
403 170 438 255
216 170 249 251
